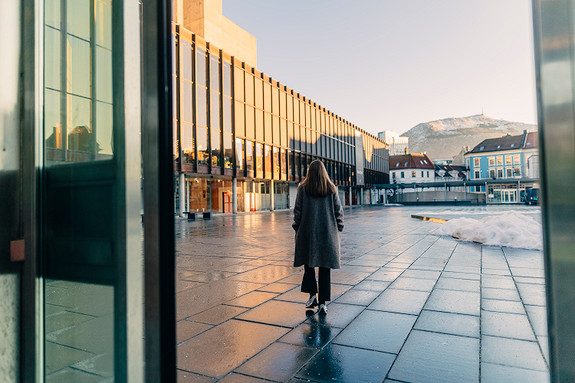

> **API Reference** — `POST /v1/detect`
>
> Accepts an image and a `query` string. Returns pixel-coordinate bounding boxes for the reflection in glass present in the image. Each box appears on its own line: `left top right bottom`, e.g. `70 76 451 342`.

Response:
210 54 219 91
181 122 195 163
264 113 271 144
246 141 254 175
67 0 90 39
95 0 112 49
196 86 207 127
45 90 62 151
211 128 221 167
196 48 206 87
255 110 263 139
224 134 232 168
245 72 253 105
281 148 287 180
273 147 279 179
265 145 271 179
67 35 91 97
210 91 220 130
45 0 61 28
44 280 114 380
256 143 263 179
223 97 231 133
223 63 231 96
96 102 113 157
235 138 244 170
96 46 112 103
182 41 192 80
182 81 193 123
45 27 61 90
197 126 208 165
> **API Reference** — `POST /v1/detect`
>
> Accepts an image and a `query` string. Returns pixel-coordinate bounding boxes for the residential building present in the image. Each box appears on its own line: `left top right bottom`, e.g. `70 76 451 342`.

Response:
389 153 435 187
465 130 539 203
172 3 389 214
378 130 409 155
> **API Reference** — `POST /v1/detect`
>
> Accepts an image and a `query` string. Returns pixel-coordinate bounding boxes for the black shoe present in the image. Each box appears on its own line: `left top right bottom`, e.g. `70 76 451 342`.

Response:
317 304 327 315
305 295 318 308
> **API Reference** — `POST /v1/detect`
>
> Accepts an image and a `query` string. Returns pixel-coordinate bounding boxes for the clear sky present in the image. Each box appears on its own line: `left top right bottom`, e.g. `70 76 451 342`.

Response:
222 0 537 136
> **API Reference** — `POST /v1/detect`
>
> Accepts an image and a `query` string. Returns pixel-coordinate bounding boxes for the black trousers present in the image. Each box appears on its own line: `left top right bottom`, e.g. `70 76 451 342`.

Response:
301 265 331 304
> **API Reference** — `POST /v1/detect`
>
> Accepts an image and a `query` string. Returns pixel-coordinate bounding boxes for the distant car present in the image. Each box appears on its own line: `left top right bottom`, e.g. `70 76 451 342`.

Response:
525 188 539 205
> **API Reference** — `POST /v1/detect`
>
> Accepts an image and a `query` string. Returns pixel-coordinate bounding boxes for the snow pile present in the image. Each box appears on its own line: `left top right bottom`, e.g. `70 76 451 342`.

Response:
437 212 543 250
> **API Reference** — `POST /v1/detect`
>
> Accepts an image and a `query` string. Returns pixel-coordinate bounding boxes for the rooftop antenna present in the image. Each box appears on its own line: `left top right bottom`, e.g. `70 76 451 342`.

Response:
481 107 484 116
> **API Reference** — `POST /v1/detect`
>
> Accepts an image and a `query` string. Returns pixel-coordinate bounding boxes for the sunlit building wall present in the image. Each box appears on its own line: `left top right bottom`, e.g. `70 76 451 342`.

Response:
172 24 389 214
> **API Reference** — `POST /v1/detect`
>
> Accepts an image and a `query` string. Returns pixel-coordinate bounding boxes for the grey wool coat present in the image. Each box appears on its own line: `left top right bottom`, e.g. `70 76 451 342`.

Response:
292 186 344 269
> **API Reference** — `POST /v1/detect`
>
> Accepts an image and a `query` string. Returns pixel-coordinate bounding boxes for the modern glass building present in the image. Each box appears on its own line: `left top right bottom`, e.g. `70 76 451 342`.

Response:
171 24 389 214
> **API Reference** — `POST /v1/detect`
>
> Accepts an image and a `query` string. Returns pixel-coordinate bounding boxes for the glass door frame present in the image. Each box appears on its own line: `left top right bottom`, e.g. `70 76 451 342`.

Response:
19 0 176 381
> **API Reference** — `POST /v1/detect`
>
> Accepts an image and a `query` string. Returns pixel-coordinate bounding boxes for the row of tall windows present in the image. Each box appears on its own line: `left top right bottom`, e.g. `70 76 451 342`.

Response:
171 27 387 186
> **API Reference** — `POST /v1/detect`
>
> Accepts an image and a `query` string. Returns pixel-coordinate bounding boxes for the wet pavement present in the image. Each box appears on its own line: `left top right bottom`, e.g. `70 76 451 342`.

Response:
176 205 549 383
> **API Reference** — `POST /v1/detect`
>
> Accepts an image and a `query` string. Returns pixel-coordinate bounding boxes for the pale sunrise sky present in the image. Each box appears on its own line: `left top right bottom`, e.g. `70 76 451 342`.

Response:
222 0 537 136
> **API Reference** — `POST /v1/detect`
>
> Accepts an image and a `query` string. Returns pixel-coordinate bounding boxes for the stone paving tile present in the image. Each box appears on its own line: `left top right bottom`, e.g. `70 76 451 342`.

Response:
235 300 309 328
297 344 395 383
368 268 404 282
354 280 391 291
389 276 436 292
218 373 271 383
334 288 381 306
481 311 536 341
369 288 430 315
401 269 441 280
442 271 481 280
279 322 342 349
256 282 297 294
414 310 479 338
177 320 289 378
177 369 215 383
425 289 480 316
188 305 248 325
516 283 547 306
481 299 525 314
311 302 364 329
525 305 548 336
226 291 278 308
45 368 110 383
333 310 417 354
388 330 479 383
482 275 516 289
481 336 548 371
235 342 317 382
480 362 550 383
177 321 213 344
481 287 521 302
435 277 480 292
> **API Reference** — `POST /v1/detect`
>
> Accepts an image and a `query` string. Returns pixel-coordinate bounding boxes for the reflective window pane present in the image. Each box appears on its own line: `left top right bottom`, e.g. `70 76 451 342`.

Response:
235 102 244 137
44 89 62 151
197 126 208 165
182 81 193 123
181 122 195 163
96 46 112 103
235 138 244 170
45 27 61 90
196 86 207 127
211 129 221 167
210 54 219 91
45 0 61 28
223 63 231 96
210 91 220 130
196 48 206 87
224 133 232 169
96 101 113 158
67 0 90 39
95 0 112 49
67 35 91 97
182 40 192 81
223 97 232 133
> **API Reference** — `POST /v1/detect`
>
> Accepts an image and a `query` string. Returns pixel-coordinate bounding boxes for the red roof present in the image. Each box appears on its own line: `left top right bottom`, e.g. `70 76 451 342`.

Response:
390 153 436 170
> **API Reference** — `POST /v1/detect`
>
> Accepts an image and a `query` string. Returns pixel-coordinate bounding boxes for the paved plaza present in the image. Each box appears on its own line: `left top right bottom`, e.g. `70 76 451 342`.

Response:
176 205 550 383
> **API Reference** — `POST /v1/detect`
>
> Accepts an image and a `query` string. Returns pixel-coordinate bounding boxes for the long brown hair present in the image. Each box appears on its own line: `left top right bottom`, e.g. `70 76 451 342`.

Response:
299 160 337 197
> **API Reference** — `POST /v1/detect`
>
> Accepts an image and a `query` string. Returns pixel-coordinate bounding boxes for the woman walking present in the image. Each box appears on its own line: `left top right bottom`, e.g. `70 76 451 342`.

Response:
293 160 344 315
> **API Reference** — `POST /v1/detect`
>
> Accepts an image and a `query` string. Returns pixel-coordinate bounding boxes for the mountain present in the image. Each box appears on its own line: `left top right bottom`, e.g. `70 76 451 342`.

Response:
400 114 537 161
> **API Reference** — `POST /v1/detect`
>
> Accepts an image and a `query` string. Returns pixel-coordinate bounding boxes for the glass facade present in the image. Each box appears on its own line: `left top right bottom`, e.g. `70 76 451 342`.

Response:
172 24 388 212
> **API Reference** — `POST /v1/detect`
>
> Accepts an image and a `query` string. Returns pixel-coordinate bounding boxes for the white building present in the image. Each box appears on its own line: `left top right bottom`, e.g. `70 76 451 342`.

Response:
378 130 409 155
389 153 436 190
